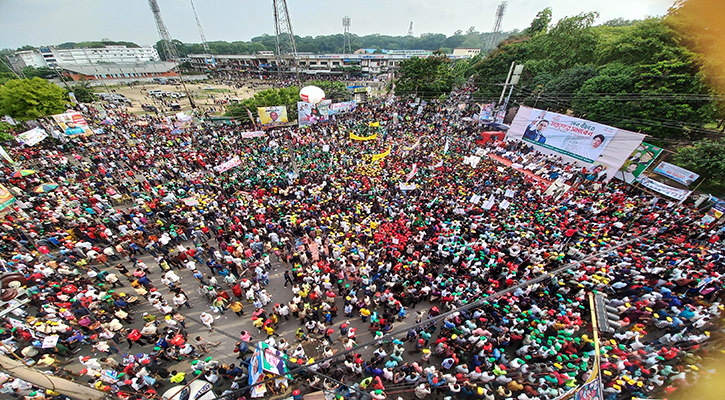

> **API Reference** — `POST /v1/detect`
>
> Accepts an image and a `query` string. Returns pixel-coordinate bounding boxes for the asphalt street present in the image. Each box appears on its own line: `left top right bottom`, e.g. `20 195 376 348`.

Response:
52 238 424 399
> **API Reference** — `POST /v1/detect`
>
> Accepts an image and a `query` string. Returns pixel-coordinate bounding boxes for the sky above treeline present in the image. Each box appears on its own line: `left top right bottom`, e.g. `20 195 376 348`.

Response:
0 0 674 49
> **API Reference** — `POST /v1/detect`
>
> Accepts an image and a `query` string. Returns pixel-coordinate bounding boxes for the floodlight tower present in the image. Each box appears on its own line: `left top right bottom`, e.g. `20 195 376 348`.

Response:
148 0 196 108
273 0 299 82
189 0 212 55
490 1 508 49
343 16 352 54
149 0 178 61
407 21 414 37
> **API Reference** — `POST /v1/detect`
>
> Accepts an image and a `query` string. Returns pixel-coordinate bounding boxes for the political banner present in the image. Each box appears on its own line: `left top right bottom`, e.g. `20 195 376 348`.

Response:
653 161 700 186
616 143 663 184
478 103 495 121
399 183 417 191
701 199 725 226
297 100 331 127
248 342 290 398
52 112 93 136
0 146 14 165
0 184 16 212
350 132 377 141
494 108 506 124
371 147 391 162
240 131 265 139
317 100 331 121
16 127 48 146
329 101 356 115
573 375 602 400
637 175 692 202
257 106 288 128
214 156 242 173
519 108 617 163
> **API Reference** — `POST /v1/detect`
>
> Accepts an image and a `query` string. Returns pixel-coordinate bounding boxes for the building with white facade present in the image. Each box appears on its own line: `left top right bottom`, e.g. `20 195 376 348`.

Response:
6 45 160 72
6 50 48 71
187 52 472 78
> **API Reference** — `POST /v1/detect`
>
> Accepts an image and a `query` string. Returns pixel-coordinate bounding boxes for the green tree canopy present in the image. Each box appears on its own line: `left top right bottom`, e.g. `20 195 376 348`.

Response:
226 86 300 122
396 55 460 99
523 7 552 37
22 66 58 80
0 78 67 121
70 80 96 103
472 13 718 141
674 138 725 185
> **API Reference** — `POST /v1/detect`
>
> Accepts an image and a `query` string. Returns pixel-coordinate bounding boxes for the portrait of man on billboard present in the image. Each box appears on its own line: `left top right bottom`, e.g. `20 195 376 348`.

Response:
523 119 549 143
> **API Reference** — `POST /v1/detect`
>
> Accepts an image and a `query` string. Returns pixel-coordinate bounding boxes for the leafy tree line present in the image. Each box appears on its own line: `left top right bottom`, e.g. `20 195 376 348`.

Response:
394 54 478 99
472 8 718 143
154 30 516 59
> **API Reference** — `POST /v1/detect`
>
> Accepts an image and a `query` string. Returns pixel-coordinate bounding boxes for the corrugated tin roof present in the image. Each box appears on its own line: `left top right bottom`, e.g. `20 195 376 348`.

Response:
62 61 178 75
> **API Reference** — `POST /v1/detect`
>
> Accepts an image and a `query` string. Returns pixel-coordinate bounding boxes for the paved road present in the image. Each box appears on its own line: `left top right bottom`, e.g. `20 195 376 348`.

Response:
53 236 423 398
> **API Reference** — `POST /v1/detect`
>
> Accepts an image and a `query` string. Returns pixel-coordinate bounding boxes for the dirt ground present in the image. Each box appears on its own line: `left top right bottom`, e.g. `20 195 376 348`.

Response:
95 80 271 115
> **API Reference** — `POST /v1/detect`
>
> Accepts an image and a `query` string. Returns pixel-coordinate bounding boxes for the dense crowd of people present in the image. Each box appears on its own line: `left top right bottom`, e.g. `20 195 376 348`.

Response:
0 82 723 400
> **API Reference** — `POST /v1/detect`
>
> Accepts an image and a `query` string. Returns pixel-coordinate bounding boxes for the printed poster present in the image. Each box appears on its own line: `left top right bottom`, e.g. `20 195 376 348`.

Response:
478 103 494 121
653 161 700 186
16 127 48 146
214 156 242 173
637 175 692 202
0 184 16 211
328 101 356 115
701 199 725 226
298 100 331 127
52 112 93 136
240 131 265 139
0 146 14 165
257 106 288 128
616 143 663 184
521 108 618 163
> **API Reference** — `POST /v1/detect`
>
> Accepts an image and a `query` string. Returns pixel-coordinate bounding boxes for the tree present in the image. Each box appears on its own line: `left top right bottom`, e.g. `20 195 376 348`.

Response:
0 121 15 142
71 80 96 103
22 66 58 80
226 86 300 122
0 78 67 121
307 80 350 102
396 55 456 99
523 7 552 36
674 139 725 184
602 18 636 27
529 12 600 71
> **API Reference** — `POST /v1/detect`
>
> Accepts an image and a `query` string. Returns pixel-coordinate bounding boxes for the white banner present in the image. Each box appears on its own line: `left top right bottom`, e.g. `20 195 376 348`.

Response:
214 156 242 173
16 127 48 146
520 108 617 163
240 131 265 139
653 161 699 186
637 175 692 202
399 182 417 191
328 101 356 115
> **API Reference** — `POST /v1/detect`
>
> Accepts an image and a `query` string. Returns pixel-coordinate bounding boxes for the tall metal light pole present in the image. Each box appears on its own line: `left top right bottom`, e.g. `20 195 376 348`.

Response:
272 0 300 83
148 0 196 109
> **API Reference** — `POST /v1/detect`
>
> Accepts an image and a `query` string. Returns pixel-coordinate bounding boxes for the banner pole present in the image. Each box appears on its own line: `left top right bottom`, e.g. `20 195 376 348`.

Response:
588 292 604 395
